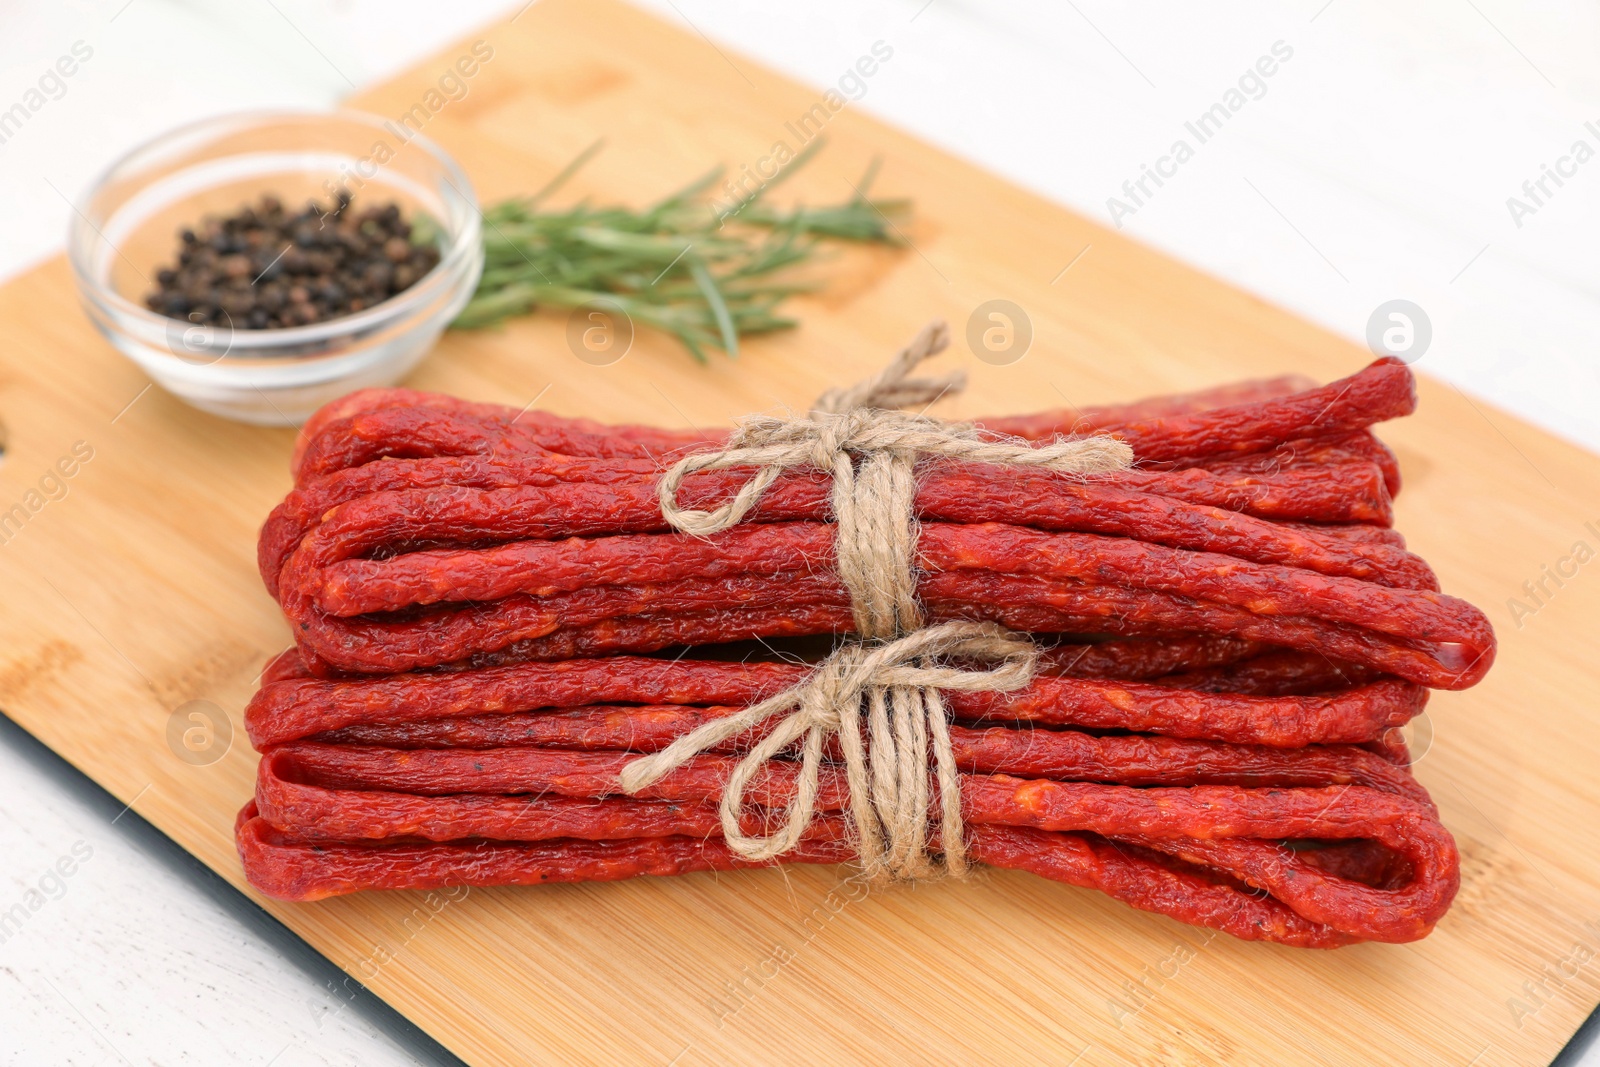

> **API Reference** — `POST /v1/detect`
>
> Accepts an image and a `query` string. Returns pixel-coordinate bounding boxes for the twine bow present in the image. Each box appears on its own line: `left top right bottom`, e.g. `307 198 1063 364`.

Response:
620 321 1133 881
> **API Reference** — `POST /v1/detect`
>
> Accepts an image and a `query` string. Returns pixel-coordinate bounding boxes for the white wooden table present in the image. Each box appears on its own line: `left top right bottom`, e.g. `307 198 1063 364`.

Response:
1 1 1596 1063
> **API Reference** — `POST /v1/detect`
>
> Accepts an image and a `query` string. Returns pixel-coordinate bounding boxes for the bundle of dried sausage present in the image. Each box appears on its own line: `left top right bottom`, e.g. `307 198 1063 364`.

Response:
237 649 1454 946
236 352 1491 949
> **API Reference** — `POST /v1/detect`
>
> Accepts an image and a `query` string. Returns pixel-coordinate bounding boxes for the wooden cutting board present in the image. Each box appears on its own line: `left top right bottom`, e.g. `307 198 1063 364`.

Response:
4 1 1599 1063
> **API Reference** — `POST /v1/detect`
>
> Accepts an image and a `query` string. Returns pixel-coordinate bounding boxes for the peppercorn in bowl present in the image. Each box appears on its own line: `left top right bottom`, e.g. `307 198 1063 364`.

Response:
68 111 483 425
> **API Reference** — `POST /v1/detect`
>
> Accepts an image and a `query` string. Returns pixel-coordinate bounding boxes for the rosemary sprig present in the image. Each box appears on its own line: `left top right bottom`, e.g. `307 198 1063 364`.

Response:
453 139 910 361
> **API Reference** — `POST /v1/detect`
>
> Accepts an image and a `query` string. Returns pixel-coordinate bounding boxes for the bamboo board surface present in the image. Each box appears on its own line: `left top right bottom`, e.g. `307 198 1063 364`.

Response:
4 1 1600 1063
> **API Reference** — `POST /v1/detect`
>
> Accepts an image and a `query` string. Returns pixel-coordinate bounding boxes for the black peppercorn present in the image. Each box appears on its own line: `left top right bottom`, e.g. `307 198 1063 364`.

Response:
143 191 442 331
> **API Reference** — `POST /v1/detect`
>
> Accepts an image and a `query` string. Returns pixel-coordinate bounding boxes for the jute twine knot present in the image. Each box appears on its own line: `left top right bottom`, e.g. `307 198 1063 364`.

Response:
620 321 1133 882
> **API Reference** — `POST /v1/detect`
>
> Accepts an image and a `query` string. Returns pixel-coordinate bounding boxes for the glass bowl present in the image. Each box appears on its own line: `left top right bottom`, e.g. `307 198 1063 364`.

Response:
68 110 483 425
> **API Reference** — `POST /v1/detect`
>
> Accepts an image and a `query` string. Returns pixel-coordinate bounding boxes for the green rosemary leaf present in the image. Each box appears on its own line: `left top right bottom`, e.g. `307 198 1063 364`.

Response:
522 138 607 211
688 257 739 358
